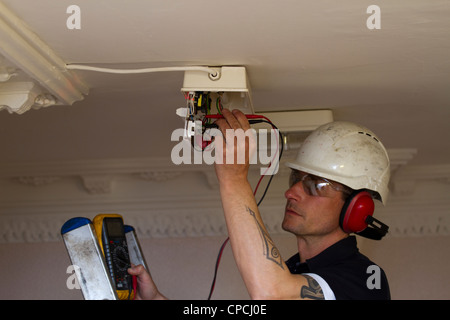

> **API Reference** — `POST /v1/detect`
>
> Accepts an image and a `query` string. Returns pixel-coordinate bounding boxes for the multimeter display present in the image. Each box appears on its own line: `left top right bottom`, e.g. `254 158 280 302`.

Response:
101 217 132 291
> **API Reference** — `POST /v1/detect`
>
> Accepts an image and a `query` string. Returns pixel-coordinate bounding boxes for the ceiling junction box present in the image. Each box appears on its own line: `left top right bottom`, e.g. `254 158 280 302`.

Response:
181 66 254 114
180 65 333 152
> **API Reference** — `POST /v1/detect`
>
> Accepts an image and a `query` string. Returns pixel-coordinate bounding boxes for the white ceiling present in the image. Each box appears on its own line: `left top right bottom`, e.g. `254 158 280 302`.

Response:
0 0 449 166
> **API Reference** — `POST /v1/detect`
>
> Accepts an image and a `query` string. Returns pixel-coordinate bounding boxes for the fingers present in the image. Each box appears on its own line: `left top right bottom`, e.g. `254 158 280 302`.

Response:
212 109 256 167
214 109 250 136
223 109 250 130
214 110 231 135
231 109 251 131
128 264 148 279
222 109 240 130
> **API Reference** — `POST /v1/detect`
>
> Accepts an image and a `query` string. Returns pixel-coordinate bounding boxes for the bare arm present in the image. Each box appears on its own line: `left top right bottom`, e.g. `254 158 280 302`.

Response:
214 109 324 300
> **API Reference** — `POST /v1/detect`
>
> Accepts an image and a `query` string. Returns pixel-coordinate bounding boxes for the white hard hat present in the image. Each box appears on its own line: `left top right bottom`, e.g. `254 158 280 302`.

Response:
285 121 390 204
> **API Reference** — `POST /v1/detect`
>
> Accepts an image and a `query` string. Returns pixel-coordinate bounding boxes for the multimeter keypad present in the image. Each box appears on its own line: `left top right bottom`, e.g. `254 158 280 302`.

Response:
104 239 131 289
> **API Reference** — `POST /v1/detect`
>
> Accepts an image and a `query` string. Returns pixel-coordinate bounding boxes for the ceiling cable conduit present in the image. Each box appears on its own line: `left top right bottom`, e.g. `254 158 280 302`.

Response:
65 64 221 80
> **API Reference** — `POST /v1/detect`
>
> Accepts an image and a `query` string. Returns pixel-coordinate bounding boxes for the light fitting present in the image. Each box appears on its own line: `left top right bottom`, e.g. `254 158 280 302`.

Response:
254 110 334 132
252 110 334 151
0 1 88 114
0 81 53 114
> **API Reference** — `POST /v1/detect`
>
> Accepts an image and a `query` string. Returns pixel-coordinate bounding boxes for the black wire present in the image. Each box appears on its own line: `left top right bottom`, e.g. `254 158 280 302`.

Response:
248 120 284 206
207 119 283 300
207 237 229 300
127 274 133 300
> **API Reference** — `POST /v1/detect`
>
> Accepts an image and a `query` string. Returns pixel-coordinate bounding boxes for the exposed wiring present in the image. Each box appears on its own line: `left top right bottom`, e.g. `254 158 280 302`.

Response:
205 113 273 123
127 274 135 300
207 237 229 300
65 64 220 79
178 92 284 299
251 119 283 206
216 95 223 115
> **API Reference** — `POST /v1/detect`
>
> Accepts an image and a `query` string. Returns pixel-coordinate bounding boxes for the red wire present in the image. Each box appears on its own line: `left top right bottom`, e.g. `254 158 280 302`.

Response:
205 112 278 196
208 166 268 300
205 113 275 197
132 275 137 300
207 113 279 299
207 237 229 300
205 114 272 123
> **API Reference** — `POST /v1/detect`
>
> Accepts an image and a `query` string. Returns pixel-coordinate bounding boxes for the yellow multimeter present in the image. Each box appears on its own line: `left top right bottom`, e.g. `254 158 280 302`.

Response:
93 214 135 300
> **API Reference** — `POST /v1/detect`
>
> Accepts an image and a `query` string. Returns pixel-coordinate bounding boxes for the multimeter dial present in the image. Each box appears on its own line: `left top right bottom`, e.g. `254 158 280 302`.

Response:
101 218 132 291
112 245 129 272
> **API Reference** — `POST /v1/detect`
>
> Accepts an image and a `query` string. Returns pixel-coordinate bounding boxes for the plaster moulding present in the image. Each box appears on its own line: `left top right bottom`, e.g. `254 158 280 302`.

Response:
0 198 448 243
81 175 113 195
0 151 449 243
137 171 183 182
391 163 450 196
1 148 419 193
15 175 61 187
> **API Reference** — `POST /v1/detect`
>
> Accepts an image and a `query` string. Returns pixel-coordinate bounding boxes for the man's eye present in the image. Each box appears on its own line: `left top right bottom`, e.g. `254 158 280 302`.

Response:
315 181 329 191
308 186 319 196
289 173 301 186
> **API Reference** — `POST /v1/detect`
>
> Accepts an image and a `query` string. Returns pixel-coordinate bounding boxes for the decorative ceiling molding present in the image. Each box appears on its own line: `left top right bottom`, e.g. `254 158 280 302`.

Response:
0 148 418 192
137 171 183 182
0 152 448 243
81 175 113 195
0 198 448 244
0 156 179 177
390 163 450 195
15 175 61 187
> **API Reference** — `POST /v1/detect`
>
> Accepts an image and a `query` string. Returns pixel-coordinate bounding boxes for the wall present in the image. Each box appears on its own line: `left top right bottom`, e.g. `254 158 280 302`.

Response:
359 235 450 299
0 234 449 300
0 158 449 300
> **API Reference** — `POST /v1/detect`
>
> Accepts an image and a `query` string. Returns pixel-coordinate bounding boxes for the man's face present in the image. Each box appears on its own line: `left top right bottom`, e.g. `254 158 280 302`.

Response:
282 170 347 237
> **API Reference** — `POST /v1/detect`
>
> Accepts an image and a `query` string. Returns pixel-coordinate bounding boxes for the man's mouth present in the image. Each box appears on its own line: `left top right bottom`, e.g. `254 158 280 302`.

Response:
285 203 301 217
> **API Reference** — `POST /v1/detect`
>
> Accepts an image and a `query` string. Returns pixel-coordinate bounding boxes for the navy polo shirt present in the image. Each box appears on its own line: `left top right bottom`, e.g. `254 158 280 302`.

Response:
285 236 390 300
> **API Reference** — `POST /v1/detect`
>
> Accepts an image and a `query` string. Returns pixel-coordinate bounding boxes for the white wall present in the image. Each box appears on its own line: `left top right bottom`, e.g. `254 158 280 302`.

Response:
0 233 448 300
0 160 449 300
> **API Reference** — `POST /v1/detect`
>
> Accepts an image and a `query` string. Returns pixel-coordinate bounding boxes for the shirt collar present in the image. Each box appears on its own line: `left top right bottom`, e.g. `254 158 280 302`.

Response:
286 236 360 274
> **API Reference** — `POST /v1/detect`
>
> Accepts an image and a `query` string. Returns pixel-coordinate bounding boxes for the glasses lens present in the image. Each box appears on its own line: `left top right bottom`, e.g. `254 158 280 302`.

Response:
289 170 334 197
289 170 304 188
302 175 331 196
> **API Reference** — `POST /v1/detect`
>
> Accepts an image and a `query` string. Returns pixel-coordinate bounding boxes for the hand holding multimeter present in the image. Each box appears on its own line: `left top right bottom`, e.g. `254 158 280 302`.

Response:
93 214 134 300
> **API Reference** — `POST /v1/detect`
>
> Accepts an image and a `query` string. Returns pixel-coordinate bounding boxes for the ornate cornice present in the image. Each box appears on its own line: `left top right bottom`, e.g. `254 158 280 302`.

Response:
390 164 450 195
15 176 61 186
0 199 448 243
0 152 449 243
0 148 420 193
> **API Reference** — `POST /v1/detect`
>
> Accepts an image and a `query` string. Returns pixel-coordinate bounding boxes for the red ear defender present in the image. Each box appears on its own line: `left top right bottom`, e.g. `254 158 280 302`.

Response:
340 191 375 234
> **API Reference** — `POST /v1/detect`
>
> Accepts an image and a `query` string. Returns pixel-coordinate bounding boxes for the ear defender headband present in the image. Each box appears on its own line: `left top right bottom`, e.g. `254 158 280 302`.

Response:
340 190 389 240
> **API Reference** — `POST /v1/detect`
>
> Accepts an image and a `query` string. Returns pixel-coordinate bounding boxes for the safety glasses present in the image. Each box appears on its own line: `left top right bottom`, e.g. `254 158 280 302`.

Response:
289 170 352 198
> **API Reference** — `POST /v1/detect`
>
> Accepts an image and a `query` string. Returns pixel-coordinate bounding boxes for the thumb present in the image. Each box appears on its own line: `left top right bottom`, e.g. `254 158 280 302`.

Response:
128 264 146 277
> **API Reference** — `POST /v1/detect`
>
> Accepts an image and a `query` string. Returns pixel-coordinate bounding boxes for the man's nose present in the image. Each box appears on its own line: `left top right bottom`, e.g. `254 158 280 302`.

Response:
285 181 305 200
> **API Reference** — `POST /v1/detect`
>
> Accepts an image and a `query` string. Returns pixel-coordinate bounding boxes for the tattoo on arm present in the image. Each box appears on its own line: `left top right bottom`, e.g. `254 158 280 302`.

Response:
246 206 284 269
300 275 325 300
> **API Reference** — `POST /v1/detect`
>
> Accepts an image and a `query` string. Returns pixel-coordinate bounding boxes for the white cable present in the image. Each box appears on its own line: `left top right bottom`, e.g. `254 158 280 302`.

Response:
65 64 220 79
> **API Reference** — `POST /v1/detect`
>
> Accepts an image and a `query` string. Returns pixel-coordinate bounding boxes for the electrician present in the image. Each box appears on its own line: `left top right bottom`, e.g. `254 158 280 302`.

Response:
129 108 391 300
